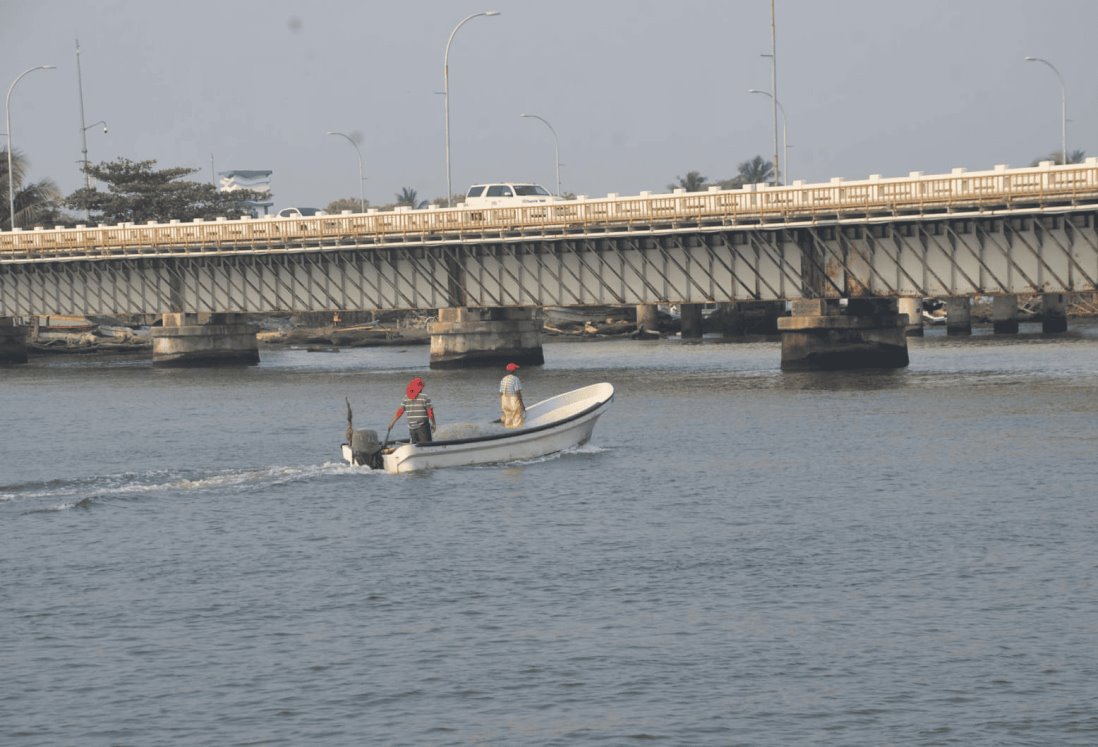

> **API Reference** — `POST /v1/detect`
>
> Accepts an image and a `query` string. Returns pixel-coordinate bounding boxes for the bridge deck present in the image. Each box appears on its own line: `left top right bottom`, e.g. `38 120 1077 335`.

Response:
4 161 1098 261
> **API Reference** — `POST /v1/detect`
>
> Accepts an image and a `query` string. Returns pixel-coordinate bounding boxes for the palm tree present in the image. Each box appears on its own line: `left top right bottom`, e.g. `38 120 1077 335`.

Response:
0 148 63 230
395 187 427 209
737 155 775 186
1031 149 1087 166
668 171 708 192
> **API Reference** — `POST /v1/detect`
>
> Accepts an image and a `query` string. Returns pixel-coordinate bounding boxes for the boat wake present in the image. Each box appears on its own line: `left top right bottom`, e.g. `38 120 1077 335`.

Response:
2 462 373 513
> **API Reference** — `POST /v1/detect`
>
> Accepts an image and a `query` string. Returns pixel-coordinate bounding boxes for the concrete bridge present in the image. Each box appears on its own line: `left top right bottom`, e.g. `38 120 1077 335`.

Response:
2 160 1097 368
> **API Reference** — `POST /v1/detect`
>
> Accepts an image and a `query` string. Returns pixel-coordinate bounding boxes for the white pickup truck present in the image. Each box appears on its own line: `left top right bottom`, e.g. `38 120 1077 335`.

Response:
463 183 556 208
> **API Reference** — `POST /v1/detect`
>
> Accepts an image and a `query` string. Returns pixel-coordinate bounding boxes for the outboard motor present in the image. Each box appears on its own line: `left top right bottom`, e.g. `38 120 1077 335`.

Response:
350 428 385 469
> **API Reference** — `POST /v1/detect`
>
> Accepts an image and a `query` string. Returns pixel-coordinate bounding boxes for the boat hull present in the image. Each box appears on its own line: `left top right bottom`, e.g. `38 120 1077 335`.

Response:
342 382 613 474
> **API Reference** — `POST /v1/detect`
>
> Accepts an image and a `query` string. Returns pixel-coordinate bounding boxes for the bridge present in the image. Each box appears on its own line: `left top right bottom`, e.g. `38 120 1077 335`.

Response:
3 160 1097 368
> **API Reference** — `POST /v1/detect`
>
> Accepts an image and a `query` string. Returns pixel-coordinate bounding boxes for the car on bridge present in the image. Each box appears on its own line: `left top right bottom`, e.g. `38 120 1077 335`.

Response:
464 183 556 209
276 207 327 218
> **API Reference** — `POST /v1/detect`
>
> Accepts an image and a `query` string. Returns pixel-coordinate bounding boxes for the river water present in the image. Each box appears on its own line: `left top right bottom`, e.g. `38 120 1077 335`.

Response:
3 322 1098 746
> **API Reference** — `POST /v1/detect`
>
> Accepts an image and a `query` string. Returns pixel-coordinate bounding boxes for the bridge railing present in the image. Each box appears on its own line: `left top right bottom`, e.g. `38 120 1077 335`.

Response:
4 160 1098 259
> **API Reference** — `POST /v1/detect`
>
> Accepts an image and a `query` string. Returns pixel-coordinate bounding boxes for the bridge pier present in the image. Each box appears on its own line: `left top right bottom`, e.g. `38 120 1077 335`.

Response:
151 313 260 367
679 303 704 339
429 307 544 369
897 297 924 336
1042 293 1068 333
945 297 972 336
0 317 28 364
635 304 660 333
777 298 909 371
992 296 1020 334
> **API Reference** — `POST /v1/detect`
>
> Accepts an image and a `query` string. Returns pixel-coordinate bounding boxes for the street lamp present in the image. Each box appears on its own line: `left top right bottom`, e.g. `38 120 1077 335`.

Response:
1024 56 1068 165
443 10 500 206
80 120 108 188
520 113 560 196
327 131 366 212
76 39 107 191
748 89 789 184
6 64 56 230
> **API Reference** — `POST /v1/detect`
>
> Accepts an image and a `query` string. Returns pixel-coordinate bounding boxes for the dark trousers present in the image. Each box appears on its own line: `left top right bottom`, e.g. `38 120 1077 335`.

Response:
409 423 433 444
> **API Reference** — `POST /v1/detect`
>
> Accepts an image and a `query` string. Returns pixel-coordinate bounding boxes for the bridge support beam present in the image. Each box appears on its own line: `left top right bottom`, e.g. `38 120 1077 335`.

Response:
897 297 924 337
429 307 544 369
991 296 1020 334
151 313 260 367
0 317 28 364
777 298 909 371
1042 293 1068 333
945 297 972 336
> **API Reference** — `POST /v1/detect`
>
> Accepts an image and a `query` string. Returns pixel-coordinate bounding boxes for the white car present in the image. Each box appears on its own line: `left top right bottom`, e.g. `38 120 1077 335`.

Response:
276 207 327 218
464 183 556 208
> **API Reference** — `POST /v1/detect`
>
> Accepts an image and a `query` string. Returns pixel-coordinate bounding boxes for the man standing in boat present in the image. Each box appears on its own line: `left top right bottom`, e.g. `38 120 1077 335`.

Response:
387 377 436 443
499 363 525 429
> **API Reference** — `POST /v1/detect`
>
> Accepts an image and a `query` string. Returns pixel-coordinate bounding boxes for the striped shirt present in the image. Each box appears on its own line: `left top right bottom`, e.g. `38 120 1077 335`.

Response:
400 394 432 427
499 374 523 395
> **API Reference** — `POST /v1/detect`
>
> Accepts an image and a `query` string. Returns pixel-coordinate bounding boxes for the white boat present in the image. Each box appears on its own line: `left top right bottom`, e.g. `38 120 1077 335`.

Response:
342 382 614 474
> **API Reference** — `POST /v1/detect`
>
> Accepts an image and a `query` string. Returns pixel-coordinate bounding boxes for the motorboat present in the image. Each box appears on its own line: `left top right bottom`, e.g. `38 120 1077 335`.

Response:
342 382 614 474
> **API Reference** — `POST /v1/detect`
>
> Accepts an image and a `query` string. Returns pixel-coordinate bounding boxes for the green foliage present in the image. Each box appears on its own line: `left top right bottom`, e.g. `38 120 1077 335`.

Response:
394 187 428 209
668 171 708 192
0 149 65 230
325 197 369 214
65 158 267 224
1030 149 1087 166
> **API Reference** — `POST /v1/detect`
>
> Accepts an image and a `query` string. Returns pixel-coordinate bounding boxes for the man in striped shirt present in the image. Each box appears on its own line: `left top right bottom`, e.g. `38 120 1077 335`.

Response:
499 363 525 428
387 377 437 443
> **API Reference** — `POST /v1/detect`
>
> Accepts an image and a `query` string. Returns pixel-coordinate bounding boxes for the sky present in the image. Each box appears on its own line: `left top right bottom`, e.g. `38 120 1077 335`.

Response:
2 0 1097 212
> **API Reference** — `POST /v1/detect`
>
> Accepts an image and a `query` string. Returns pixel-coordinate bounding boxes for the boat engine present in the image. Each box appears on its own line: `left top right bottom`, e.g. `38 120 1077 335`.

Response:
350 429 385 469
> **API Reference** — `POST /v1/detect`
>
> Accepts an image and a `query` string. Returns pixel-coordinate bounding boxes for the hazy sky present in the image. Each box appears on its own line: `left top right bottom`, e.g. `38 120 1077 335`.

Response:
3 0 1097 212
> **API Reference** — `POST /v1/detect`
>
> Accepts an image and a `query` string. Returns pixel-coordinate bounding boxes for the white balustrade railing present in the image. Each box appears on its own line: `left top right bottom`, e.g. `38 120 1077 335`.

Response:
4 160 1098 258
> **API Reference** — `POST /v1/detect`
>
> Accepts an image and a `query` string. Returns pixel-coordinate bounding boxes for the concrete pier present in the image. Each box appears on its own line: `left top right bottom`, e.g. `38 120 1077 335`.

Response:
1042 293 1068 333
635 304 660 333
944 297 972 336
151 313 260 367
679 303 704 339
897 297 924 336
429 307 544 369
991 296 1019 334
777 298 909 371
0 317 28 364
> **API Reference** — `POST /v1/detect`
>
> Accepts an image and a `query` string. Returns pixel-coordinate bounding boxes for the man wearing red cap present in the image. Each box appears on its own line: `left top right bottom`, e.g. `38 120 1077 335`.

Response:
387 376 436 443
499 363 525 428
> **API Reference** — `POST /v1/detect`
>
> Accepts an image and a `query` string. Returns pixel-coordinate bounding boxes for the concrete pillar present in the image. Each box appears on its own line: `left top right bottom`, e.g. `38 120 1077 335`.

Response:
944 297 972 336
679 303 704 339
151 312 259 367
991 296 1020 334
897 297 924 337
777 298 909 371
635 304 659 332
1042 293 1068 333
0 317 29 365
429 307 544 369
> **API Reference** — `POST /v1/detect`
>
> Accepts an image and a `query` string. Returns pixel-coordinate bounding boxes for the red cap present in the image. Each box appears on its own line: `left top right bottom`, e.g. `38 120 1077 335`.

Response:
405 377 424 398
506 363 519 372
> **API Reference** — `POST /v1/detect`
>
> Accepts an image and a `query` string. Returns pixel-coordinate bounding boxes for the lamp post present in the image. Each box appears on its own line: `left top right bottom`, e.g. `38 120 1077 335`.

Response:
1024 56 1067 164
76 39 108 191
327 131 366 212
6 64 56 230
444 10 500 206
80 120 108 183
748 89 788 184
520 113 560 196
758 0 780 185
